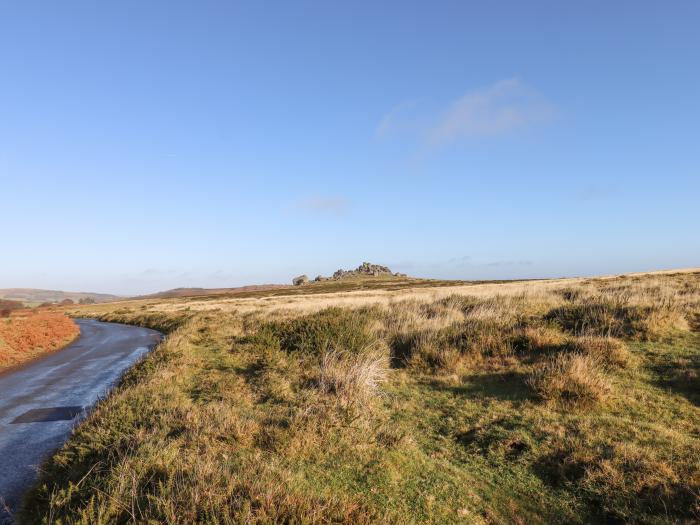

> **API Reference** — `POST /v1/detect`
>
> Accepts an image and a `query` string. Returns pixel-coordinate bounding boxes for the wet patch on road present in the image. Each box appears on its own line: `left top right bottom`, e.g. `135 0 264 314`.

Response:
10 406 83 423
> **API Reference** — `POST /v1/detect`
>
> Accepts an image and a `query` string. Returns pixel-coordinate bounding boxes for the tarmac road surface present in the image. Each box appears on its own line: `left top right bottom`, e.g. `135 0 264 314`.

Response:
0 318 161 523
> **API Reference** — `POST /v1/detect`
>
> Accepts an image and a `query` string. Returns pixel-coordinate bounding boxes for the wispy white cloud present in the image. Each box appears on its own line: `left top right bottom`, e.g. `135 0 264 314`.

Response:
376 78 555 148
374 100 420 139
298 196 350 215
429 78 554 145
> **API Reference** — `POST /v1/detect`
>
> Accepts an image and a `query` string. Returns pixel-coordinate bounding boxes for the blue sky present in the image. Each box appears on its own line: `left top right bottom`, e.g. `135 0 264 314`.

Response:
1 1 698 294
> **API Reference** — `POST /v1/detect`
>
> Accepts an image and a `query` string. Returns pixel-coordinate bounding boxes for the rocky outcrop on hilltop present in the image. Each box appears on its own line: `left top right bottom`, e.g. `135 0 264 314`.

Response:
332 262 393 279
292 275 309 286
292 263 407 285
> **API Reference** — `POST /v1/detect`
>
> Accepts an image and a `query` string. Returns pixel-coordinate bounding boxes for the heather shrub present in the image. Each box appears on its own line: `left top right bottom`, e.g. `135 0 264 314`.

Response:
271 308 377 355
547 295 686 340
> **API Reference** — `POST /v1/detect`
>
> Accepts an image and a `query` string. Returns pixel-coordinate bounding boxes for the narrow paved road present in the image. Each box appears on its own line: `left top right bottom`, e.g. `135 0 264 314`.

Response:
0 319 161 523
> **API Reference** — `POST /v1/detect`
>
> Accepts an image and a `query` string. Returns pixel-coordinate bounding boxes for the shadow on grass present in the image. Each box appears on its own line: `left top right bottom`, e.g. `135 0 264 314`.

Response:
423 371 533 403
643 332 700 406
650 356 700 406
691 313 700 333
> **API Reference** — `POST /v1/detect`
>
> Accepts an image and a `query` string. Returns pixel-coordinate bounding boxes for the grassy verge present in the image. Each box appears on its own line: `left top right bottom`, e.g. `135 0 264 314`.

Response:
20 272 700 523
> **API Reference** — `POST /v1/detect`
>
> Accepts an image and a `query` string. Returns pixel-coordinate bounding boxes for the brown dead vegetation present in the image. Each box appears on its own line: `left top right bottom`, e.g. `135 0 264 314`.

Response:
0 311 79 369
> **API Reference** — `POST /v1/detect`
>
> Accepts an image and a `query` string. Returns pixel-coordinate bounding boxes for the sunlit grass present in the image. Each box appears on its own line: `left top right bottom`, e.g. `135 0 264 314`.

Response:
21 269 700 523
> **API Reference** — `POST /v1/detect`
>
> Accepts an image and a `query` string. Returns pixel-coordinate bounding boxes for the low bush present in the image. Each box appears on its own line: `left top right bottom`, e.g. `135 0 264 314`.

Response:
0 299 24 317
271 308 378 356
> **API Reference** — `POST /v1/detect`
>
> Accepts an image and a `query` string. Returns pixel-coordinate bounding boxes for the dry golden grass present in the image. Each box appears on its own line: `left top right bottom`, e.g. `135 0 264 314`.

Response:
318 345 390 410
518 325 568 351
81 269 700 333
567 336 631 368
527 353 611 407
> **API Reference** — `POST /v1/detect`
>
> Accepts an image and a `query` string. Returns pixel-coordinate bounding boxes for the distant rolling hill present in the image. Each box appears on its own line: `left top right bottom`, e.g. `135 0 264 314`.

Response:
0 288 122 305
138 284 287 300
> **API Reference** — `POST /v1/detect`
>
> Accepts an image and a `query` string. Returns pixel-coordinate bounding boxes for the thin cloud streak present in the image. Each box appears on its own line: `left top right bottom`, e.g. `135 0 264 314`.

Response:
429 78 555 145
377 78 555 149
298 196 351 216
374 100 420 139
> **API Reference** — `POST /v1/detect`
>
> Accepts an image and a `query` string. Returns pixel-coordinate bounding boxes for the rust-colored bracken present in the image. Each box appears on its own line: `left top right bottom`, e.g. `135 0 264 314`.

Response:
0 311 79 369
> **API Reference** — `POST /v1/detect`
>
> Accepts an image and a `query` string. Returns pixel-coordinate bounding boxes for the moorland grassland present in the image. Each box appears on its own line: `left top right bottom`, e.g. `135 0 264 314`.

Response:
20 270 700 524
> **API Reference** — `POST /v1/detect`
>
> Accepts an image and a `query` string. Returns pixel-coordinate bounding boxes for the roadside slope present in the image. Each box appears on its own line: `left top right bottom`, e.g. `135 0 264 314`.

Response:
0 319 161 522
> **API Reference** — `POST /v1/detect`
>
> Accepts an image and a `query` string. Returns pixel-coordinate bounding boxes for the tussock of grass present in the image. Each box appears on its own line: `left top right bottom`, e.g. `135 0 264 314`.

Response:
407 339 462 374
515 324 568 353
527 353 611 408
318 345 389 409
566 335 631 368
